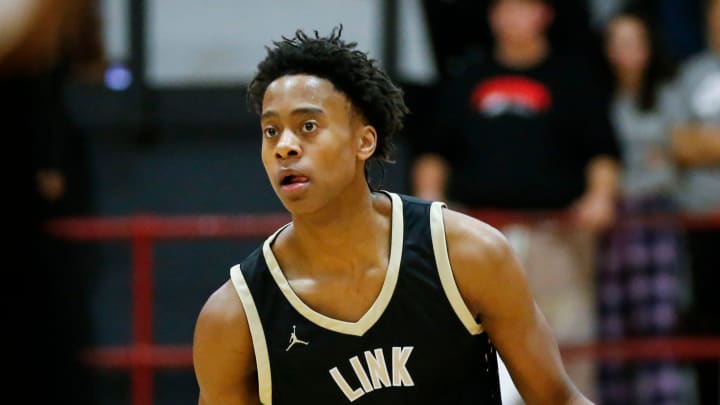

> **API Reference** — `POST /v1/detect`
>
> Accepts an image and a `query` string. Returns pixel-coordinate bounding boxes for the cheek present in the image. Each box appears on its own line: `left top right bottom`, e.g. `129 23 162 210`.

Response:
608 42 646 70
606 44 623 66
319 143 354 170
261 142 275 173
623 48 648 70
635 49 649 68
314 138 357 180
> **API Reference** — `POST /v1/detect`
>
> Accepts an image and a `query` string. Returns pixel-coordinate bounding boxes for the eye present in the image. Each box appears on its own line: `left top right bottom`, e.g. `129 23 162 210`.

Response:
302 121 318 133
263 127 278 138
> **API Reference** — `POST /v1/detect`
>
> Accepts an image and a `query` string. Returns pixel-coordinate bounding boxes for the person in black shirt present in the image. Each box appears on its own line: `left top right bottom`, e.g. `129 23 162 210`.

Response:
413 0 619 214
193 26 594 405
411 0 621 401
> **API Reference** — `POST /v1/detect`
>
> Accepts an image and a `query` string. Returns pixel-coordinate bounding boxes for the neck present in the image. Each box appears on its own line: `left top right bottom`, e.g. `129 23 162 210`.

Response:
284 180 392 276
495 37 549 68
617 72 642 96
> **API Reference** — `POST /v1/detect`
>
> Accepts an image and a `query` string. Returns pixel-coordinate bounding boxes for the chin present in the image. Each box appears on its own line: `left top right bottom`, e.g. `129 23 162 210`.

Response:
277 194 320 216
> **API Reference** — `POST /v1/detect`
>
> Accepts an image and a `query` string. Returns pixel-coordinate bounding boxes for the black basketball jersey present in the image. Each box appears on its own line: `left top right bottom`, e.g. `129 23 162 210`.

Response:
231 192 502 404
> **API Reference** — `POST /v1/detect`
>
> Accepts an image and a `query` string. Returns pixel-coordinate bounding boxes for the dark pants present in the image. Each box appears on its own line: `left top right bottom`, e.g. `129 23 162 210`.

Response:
596 195 687 404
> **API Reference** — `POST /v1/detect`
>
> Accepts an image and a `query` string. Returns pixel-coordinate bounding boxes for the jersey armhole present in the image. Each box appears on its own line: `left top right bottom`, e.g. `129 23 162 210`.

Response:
429 202 485 335
230 265 273 404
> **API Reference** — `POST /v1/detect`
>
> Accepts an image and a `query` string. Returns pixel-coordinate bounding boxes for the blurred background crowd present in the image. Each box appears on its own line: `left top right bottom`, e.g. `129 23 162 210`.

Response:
6 0 718 404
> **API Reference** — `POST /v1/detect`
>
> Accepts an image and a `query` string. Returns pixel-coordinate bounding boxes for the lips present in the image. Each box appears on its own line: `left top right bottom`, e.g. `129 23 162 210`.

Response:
281 174 310 186
278 169 310 194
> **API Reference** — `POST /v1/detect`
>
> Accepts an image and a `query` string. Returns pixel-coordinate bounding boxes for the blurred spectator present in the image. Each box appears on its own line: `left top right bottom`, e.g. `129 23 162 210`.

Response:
597 9 693 404
421 0 598 80
2 0 103 403
671 0 720 403
410 0 620 401
587 0 705 63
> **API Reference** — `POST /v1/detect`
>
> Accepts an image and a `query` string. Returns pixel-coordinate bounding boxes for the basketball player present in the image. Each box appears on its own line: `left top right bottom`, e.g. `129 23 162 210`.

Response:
192 27 593 405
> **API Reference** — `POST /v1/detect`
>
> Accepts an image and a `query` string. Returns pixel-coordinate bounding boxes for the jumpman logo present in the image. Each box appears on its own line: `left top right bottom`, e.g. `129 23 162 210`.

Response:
286 325 309 351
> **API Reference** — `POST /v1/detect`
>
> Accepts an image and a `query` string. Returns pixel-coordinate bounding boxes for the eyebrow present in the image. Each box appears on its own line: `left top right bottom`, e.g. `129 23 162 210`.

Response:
261 107 325 120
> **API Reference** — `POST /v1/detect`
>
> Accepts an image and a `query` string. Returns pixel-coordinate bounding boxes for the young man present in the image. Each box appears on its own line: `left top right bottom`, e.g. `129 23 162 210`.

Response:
193 27 593 405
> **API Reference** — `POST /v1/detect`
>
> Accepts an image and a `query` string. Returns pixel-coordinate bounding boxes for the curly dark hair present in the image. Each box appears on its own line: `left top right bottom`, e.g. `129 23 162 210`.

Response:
247 26 409 164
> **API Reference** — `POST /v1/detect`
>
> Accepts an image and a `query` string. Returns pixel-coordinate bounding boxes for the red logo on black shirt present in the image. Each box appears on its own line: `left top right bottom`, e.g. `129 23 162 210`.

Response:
470 76 552 116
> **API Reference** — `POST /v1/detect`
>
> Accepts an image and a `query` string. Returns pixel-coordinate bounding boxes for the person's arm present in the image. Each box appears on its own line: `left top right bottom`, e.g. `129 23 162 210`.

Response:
410 74 464 202
411 153 449 201
443 208 593 405
571 155 620 233
561 54 620 233
193 281 260 405
672 124 720 166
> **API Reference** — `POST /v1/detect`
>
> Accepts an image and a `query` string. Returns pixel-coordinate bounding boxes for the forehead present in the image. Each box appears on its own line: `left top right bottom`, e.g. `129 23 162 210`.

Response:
494 0 547 7
609 16 645 36
262 74 350 113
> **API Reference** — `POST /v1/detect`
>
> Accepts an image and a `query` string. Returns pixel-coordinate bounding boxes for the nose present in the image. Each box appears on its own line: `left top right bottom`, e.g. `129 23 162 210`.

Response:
275 129 302 159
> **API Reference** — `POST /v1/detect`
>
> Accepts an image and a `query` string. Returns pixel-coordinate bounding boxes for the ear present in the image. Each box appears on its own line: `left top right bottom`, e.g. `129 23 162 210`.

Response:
356 125 377 162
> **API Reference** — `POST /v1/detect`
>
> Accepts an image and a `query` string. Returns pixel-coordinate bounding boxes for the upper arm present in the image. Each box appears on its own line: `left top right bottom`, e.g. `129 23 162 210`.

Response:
442 209 591 405
671 124 720 165
193 281 260 405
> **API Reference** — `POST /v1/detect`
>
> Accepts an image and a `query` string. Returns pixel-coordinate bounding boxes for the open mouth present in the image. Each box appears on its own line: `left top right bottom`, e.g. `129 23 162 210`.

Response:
281 175 309 186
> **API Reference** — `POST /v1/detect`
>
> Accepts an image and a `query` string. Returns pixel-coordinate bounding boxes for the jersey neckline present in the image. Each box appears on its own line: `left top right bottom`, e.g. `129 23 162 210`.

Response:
261 191 404 336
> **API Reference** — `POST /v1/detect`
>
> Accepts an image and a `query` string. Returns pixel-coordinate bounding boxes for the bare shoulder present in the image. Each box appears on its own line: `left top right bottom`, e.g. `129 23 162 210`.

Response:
441 207 527 318
194 280 257 402
442 207 515 270
195 280 252 342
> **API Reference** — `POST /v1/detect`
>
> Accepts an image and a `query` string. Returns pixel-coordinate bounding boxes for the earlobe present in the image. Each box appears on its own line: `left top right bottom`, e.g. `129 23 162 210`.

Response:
357 125 377 161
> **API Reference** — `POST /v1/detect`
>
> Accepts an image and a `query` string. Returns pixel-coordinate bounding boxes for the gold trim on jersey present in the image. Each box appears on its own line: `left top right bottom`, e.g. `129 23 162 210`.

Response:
429 202 484 335
261 191 404 336
230 265 273 404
